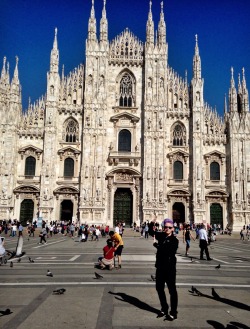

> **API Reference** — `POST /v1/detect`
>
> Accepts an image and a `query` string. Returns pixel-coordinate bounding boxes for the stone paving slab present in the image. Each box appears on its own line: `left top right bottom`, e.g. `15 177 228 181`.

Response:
1 286 249 329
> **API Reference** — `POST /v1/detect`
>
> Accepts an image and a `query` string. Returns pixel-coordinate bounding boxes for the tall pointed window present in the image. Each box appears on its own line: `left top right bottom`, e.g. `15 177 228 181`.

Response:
64 158 74 177
25 156 36 176
210 162 220 181
173 161 183 180
119 73 133 107
172 123 186 146
64 118 79 143
118 129 131 152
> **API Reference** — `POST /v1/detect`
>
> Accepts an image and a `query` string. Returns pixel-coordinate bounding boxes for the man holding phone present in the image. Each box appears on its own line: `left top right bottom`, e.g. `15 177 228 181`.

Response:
149 218 179 321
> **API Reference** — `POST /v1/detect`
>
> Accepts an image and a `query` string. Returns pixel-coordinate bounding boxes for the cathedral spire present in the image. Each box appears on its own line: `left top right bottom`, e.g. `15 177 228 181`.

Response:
241 67 249 112
158 1 166 46
88 0 97 42
229 67 237 113
50 28 59 73
1 57 6 82
192 34 201 80
100 0 108 43
13 56 19 83
146 1 154 46
224 93 227 115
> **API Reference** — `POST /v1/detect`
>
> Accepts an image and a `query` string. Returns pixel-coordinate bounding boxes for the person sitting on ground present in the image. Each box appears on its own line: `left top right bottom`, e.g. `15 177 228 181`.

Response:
98 239 115 270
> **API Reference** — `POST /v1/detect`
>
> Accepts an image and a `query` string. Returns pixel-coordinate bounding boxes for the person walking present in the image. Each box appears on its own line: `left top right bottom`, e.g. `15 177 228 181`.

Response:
240 228 245 240
39 227 47 244
109 230 124 269
198 224 212 260
183 224 195 256
148 219 179 321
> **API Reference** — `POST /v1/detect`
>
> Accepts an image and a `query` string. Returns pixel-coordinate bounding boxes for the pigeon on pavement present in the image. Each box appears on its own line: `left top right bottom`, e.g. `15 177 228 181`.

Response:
17 258 21 263
151 275 156 281
10 261 13 268
215 264 221 269
29 257 34 263
47 270 53 277
53 288 66 295
94 272 103 279
212 288 220 299
191 286 202 296
0 309 11 315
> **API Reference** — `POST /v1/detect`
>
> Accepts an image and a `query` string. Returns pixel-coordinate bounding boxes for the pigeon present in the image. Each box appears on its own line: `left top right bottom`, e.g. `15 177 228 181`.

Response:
191 286 202 296
151 275 156 281
215 264 221 269
47 270 53 277
53 288 66 295
29 257 34 263
17 258 21 263
94 272 103 279
0 309 11 315
10 261 13 268
212 288 220 299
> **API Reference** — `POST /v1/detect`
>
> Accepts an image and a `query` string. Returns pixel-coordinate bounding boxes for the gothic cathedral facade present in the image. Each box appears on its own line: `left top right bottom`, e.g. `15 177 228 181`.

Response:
0 1 249 230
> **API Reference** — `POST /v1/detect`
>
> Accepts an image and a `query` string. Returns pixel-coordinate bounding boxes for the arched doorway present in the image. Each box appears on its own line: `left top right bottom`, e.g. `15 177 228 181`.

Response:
113 188 133 226
60 200 73 223
20 199 34 226
210 203 223 229
172 202 185 224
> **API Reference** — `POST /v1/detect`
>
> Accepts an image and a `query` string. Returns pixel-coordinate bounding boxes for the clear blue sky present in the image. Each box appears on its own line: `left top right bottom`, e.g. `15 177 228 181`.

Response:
1 0 250 116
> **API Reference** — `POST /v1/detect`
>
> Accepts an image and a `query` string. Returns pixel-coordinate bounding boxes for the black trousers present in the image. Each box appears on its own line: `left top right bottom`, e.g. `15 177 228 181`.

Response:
199 239 210 259
155 268 178 315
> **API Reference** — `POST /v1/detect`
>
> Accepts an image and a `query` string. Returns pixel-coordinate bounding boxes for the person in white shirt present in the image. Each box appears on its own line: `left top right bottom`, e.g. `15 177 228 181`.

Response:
198 224 212 261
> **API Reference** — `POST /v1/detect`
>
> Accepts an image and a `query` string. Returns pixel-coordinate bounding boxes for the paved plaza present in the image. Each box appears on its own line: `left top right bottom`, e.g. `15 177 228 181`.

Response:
0 230 250 329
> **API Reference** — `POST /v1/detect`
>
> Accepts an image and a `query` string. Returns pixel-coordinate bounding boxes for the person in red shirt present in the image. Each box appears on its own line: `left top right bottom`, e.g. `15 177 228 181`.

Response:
98 239 115 270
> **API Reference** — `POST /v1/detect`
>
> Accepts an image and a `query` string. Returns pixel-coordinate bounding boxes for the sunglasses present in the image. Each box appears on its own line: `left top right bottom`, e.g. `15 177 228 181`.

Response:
164 226 173 229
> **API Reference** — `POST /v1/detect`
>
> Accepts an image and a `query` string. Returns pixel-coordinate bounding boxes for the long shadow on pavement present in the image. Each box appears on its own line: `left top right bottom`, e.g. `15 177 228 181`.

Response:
108 291 160 316
207 320 250 329
193 289 250 312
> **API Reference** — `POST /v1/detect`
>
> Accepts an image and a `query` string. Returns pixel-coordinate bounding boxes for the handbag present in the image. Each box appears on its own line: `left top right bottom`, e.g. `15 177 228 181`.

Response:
39 233 43 237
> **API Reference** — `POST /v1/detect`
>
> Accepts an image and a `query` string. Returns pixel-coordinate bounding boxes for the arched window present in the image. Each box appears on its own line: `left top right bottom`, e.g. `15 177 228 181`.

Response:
172 123 186 146
174 161 183 180
64 118 79 143
118 129 131 152
64 158 74 177
119 73 133 107
210 162 220 180
25 156 36 176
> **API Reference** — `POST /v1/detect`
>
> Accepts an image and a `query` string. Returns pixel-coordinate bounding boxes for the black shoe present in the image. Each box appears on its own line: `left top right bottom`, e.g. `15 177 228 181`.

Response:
200 258 204 260
157 311 165 318
207 258 213 261
118 264 122 269
165 314 177 321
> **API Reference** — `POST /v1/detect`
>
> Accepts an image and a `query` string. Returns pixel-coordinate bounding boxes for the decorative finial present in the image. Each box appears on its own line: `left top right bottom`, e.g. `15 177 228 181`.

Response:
55 27 57 36
15 55 19 65
231 67 234 78
242 67 245 78
195 34 198 43
161 1 163 12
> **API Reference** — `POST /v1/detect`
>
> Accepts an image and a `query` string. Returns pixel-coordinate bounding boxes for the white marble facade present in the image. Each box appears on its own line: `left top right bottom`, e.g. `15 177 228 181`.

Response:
0 1 249 230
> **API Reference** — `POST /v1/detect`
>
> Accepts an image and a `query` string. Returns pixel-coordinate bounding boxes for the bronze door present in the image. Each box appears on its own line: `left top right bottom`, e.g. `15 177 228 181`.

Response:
20 199 34 226
113 188 132 226
210 203 223 229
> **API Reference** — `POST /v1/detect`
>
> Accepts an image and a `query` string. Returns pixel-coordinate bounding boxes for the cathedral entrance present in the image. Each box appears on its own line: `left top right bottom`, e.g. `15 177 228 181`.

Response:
60 200 73 223
113 188 133 226
20 199 34 226
210 203 223 229
172 202 185 224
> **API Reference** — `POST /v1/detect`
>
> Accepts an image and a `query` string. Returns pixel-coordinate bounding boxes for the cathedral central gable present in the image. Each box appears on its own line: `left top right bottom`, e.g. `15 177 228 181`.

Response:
109 28 144 66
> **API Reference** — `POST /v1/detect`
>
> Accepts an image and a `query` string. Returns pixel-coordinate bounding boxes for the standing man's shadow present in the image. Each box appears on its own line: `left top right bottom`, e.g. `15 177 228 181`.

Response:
108 291 160 316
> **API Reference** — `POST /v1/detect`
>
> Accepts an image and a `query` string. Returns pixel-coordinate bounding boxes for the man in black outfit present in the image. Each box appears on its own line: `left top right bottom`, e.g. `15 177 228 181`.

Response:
149 218 179 321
